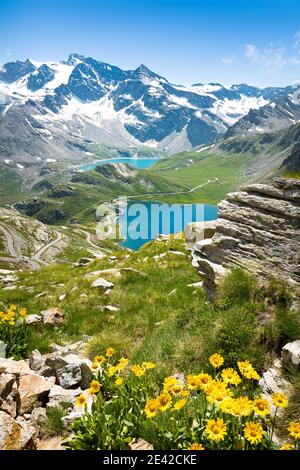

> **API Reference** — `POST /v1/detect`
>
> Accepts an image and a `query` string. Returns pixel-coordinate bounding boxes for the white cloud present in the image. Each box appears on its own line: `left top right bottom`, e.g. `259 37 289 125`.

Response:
245 31 300 70
245 43 286 69
294 30 300 52
222 57 233 65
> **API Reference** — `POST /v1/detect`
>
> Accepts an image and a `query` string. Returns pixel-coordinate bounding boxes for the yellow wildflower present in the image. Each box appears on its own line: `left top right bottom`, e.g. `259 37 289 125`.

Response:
108 366 118 377
105 347 115 357
188 443 205 450
164 376 179 392
115 377 123 386
93 355 106 364
75 394 87 407
10 305 17 310
142 362 156 369
253 397 270 417
233 396 253 417
243 422 264 445
221 368 241 386
131 364 145 377
288 422 300 440
187 374 201 390
209 353 224 368
219 397 237 415
206 381 232 405
19 308 27 317
90 362 100 371
280 443 294 450
272 392 288 409
237 361 260 380
173 399 187 411
180 389 190 398
171 384 183 395
157 393 172 412
144 398 159 419
197 373 213 390
205 418 227 442
117 357 129 369
88 380 101 394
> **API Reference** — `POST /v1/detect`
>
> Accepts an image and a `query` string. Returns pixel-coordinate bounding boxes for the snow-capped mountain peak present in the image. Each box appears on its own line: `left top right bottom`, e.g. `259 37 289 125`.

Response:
0 54 297 158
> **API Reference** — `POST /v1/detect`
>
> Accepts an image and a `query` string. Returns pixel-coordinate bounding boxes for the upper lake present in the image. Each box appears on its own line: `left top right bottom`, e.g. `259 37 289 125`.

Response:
80 157 160 171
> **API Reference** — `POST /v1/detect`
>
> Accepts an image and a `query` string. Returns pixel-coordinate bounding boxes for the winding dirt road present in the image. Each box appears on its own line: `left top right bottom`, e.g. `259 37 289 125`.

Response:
0 222 63 270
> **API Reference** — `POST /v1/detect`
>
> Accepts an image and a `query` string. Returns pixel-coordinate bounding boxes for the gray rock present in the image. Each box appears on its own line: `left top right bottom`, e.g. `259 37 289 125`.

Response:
56 364 82 389
35 291 47 299
91 277 114 289
63 354 92 389
29 350 44 371
40 307 64 326
0 394 17 418
29 407 47 425
47 385 82 408
103 305 120 312
281 340 300 367
73 257 93 267
259 360 288 395
0 358 32 376
45 356 68 369
61 410 84 427
25 314 42 324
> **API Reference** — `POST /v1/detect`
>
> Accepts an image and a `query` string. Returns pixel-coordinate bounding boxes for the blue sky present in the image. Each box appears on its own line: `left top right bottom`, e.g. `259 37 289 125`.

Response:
1 0 300 87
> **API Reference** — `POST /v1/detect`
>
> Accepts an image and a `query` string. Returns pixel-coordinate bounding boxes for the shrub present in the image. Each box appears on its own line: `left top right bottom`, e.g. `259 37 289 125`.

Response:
42 404 69 436
87 330 132 360
267 278 293 310
275 308 300 346
67 348 299 450
218 269 259 307
212 307 260 366
0 304 29 359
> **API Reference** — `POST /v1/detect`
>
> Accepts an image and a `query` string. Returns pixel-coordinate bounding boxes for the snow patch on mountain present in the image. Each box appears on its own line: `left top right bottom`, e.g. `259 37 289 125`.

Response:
211 96 269 125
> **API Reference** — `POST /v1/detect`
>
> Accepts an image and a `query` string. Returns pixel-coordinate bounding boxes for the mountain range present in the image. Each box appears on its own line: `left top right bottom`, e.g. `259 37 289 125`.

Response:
1 53 300 171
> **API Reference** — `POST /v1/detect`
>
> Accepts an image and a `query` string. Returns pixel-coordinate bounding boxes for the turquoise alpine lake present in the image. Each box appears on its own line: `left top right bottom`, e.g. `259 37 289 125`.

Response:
119 201 218 250
80 157 160 171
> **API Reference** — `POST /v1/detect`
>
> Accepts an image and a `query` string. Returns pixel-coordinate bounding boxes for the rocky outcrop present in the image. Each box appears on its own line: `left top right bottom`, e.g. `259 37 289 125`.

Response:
0 338 92 450
192 178 300 298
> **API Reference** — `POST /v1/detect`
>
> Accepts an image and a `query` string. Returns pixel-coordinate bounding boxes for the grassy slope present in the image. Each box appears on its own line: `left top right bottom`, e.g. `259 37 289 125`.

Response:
15 169 187 225
1 236 293 380
0 164 26 204
150 151 248 204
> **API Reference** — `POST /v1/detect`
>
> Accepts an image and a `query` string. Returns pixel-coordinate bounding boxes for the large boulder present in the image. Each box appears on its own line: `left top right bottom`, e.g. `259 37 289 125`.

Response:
18 374 55 414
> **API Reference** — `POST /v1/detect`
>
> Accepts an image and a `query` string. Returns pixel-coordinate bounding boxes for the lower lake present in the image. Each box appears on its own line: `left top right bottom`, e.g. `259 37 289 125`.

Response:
119 201 218 250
